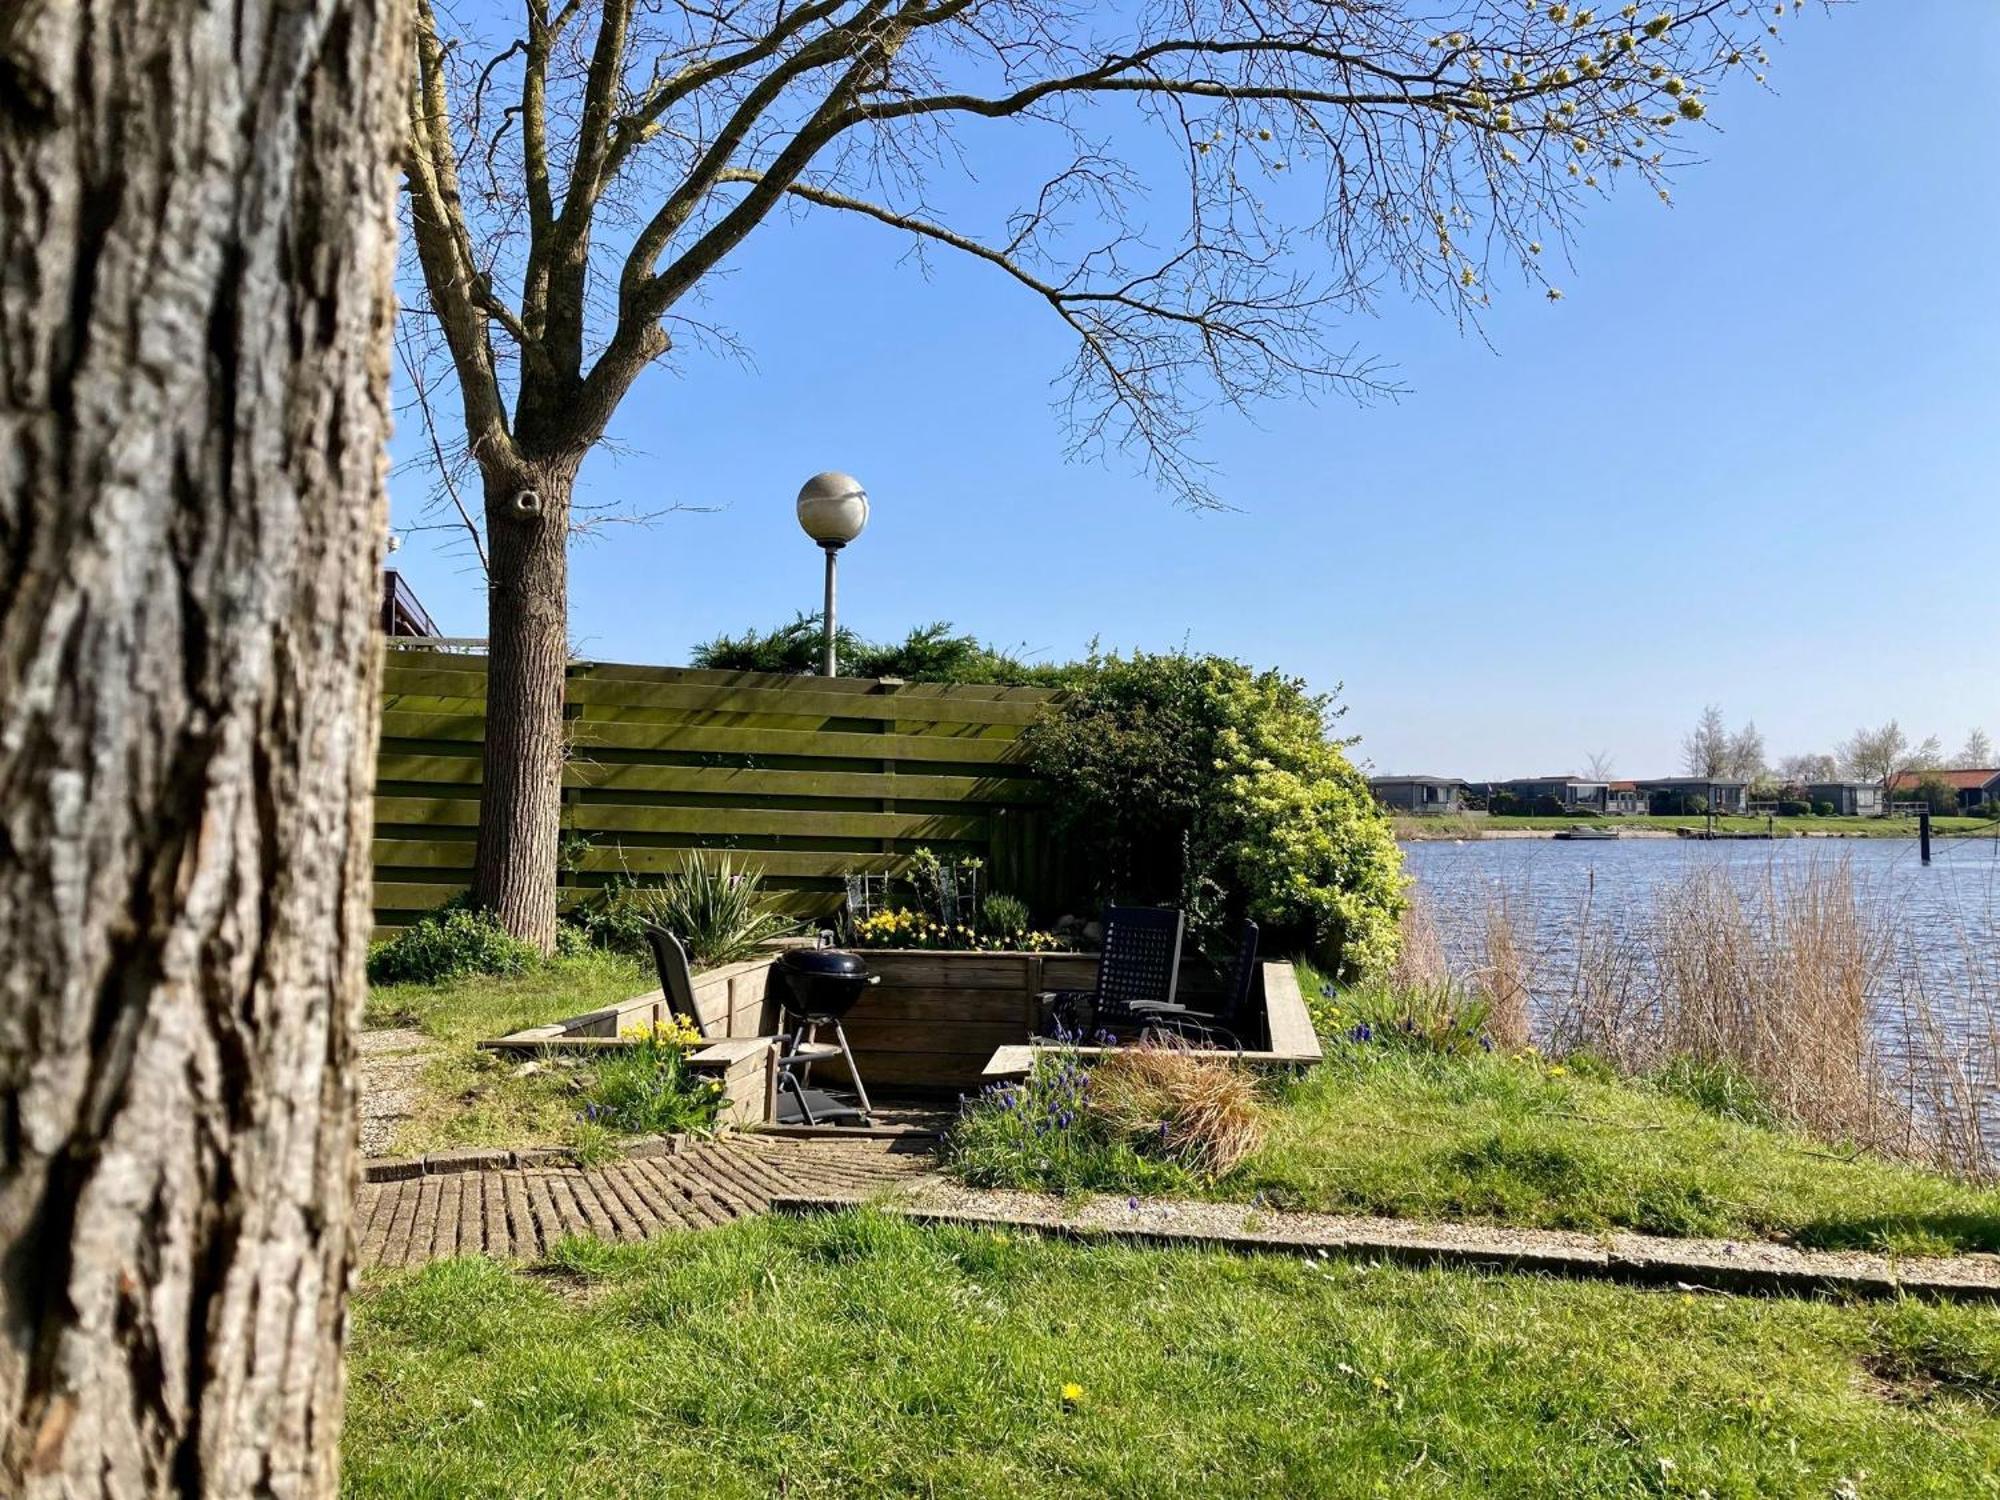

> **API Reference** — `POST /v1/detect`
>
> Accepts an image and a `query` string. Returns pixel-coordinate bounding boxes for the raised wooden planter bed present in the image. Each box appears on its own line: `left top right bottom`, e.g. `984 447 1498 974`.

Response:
479 954 786 1127
480 948 1322 1127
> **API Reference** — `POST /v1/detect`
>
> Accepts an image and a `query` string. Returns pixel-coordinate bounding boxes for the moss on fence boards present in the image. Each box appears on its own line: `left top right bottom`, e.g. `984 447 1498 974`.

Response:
372 648 1067 932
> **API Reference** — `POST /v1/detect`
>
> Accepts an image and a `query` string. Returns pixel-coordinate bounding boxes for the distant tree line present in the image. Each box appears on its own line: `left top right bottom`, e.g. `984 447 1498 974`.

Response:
1646 707 1995 813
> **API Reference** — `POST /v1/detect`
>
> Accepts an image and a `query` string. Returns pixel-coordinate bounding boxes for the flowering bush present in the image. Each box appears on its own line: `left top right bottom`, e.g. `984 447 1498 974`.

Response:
579 1016 722 1135
1022 650 1404 979
849 906 1069 952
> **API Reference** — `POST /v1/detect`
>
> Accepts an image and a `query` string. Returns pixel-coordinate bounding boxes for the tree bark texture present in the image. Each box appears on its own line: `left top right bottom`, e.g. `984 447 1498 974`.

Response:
470 458 572 954
0 0 403 1493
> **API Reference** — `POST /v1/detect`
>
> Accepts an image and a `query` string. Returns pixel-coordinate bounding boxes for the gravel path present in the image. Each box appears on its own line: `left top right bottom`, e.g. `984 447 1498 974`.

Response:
769 1179 2000 1303
356 1027 435 1159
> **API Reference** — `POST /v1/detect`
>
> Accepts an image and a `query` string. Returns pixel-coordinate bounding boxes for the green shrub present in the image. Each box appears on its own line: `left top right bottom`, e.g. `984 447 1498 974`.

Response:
1022 650 1404 978
366 904 541 986
691 615 1061 685
982 892 1031 938
689 612 868 674
614 853 797 968
562 874 651 955
1650 790 1709 815
1815 800 1836 816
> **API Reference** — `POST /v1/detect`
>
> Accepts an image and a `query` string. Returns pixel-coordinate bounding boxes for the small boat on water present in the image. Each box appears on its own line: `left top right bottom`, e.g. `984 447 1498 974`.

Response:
1554 825 1619 841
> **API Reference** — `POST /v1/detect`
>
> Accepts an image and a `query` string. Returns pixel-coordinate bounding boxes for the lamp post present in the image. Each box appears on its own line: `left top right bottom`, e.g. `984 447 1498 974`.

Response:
795 471 869 676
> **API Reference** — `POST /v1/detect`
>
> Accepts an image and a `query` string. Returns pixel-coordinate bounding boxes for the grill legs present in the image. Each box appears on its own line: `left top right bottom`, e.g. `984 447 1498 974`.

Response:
788 1017 873 1124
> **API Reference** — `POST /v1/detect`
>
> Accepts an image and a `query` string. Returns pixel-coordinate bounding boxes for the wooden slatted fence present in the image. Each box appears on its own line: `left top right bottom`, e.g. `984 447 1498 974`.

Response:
374 647 1071 932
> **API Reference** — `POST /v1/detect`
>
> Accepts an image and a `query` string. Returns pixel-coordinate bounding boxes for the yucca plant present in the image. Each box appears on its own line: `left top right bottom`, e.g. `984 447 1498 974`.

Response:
629 853 797 968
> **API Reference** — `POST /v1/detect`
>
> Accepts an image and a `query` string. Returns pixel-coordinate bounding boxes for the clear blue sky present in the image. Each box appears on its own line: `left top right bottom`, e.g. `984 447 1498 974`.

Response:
388 3 1997 781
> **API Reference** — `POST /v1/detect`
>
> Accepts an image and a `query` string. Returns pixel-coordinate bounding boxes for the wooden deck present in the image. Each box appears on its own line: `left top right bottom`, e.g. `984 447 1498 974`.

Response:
354 1134 937 1271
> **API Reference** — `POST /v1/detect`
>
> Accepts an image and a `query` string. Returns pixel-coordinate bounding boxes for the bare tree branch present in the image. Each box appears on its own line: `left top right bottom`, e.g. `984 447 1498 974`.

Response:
401 0 1796 505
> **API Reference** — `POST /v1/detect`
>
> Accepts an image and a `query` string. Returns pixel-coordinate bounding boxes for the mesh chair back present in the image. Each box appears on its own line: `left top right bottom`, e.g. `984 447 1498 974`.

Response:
643 924 711 1039
1092 905 1185 1021
1220 919 1260 1025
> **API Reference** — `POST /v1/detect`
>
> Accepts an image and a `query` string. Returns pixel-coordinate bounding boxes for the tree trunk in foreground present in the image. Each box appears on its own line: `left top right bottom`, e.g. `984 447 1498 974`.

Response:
471 458 575 954
0 0 403 1492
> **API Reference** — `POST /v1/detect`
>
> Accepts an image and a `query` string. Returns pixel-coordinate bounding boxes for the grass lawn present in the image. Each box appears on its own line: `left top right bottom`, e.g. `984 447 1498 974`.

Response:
952 1046 2000 1257
1249 1050 2000 1255
364 949 650 1156
342 1211 2000 1498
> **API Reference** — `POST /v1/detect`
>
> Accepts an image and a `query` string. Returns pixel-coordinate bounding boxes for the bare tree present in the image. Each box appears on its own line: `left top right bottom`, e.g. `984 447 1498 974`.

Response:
1681 703 1729 778
1583 749 1617 780
1724 719 1765 783
0 0 401 1490
401 0 1797 947
1777 751 1837 785
1839 720 1943 802
1959 728 1994 769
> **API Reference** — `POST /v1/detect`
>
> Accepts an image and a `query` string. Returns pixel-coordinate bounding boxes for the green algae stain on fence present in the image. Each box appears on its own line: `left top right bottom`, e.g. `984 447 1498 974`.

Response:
372 648 1069 933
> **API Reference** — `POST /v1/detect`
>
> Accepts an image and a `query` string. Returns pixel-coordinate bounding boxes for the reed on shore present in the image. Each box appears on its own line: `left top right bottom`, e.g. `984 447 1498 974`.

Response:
1409 859 2000 1179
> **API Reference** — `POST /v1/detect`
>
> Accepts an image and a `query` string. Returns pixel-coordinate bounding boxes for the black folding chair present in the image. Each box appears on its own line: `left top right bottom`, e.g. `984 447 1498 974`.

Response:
1041 904 1185 1036
1140 918 1259 1051
643 923 712 1038
643 924 855 1124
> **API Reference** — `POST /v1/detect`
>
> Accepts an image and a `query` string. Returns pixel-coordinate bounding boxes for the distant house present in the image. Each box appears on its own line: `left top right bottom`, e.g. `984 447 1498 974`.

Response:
1804 781 1883 817
1605 780 1647 815
1889 768 2000 812
1497 777 1611 814
1637 777 1749 815
1370 776 1469 814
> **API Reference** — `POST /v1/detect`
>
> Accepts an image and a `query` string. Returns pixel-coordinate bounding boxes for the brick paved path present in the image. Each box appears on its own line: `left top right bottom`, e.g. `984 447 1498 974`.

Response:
355 1135 936 1271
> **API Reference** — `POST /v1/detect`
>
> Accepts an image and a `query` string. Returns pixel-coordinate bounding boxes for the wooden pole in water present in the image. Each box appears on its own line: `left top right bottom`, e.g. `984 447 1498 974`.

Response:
1920 809 1933 866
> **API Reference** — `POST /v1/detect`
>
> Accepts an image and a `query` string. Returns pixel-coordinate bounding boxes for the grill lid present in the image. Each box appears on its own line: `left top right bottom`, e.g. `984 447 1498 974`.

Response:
778 947 871 979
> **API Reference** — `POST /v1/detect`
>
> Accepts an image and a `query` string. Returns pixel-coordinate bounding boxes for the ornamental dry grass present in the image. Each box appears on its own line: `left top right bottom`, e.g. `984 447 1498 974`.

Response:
1088 1039 1266 1178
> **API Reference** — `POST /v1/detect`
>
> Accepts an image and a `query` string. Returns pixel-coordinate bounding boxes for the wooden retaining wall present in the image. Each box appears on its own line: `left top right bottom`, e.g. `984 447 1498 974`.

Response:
483 950 1316 1109
374 646 1073 932
832 951 1102 1091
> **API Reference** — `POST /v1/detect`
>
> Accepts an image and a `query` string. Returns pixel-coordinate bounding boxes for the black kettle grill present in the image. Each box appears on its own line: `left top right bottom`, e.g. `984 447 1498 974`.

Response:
774 948 879 1124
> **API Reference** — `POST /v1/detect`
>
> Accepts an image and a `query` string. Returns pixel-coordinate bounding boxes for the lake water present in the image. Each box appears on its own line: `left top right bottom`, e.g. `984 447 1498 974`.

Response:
1400 834 2000 1042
